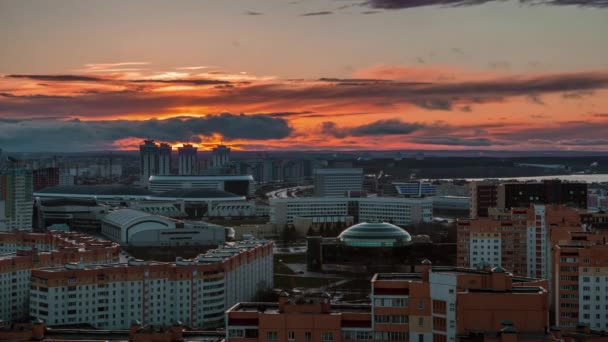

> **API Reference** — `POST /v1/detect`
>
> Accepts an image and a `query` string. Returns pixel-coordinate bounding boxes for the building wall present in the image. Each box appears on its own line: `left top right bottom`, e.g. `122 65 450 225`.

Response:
0 231 119 321
30 240 272 329
554 243 608 331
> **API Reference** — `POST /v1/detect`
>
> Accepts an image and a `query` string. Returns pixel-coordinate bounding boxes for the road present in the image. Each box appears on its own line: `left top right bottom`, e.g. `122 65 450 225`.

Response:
266 185 313 199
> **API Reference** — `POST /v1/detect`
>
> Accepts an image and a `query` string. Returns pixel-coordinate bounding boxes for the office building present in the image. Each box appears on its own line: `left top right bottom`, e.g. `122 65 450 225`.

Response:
212 144 231 168
158 143 172 176
148 175 254 197
226 262 549 342
0 230 119 321
457 204 580 279
0 169 33 231
178 144 197 175
29 240 273 329
139 140 159 186
313 168 363 197
270 196 432 229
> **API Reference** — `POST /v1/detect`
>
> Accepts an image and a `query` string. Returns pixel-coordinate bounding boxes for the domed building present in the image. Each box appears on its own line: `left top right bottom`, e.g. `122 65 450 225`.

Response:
337 222 412 248
306 221 452 274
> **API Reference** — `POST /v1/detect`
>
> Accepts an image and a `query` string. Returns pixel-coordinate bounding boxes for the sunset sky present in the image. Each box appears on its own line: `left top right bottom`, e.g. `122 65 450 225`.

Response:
1 0 607 152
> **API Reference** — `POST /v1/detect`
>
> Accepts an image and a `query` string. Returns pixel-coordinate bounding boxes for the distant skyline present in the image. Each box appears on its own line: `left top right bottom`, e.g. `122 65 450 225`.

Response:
1 0 607 152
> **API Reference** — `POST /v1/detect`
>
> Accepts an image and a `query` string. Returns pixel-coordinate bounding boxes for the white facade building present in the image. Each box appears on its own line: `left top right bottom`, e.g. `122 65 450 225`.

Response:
313 168 363 197
270 197 432 226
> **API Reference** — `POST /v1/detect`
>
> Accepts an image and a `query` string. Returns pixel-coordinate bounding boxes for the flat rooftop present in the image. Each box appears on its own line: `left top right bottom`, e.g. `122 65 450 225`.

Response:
228 302 371 314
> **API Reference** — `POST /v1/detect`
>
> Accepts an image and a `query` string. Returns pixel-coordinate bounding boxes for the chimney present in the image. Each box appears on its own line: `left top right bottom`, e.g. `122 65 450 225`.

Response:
170 321 184 342
550 327 561 340
31 319 46 340
278 291 290 312
500 321 518 342
421 259 432 282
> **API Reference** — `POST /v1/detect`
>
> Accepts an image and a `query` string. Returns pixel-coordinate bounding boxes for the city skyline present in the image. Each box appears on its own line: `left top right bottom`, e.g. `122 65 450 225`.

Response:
1 0 608 152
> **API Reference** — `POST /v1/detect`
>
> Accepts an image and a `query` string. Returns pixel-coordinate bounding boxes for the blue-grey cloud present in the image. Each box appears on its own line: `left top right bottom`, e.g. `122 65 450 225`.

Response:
300 11 334 16
321 119 424 138
361 0 608 9
0 114 293 152
7 74 105 82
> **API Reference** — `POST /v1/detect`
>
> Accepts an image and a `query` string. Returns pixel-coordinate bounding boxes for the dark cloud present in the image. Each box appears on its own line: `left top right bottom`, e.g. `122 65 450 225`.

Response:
130 78 232 85
361 0 608 9
558 139 608 146
411 98 453 110
244 11 263 15
361 10 382 14
411 136 511 146
321 119 424 138
562 90 594 99
459 105 472 112
6 74 105 82
2 71 607 117
300 11 334 16
0 114 293 152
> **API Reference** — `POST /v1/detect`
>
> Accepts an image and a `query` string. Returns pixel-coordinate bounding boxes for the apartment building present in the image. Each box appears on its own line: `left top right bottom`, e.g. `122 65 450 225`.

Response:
225 262 549 342
553 241 608 331
0 230 119 321
457 204 581 279
29 240 273 329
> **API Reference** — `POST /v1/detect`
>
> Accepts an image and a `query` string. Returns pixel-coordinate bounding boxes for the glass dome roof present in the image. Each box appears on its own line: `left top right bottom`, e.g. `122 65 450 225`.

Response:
338 222 412 248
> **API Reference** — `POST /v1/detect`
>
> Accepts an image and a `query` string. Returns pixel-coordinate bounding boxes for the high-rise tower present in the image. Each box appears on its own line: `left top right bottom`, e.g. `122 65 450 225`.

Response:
212 144 231 168
178 144 197 175
158 143 172 176
139 139 159 186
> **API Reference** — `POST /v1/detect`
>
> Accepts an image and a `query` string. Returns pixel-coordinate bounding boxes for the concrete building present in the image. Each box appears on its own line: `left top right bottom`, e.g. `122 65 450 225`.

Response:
212 144 231 168
29 240 273 329
313 168 363 197
148 175 254 197
470 180 499 218
0 230 119 321
139 139 159 186
270 197 432 229
470 180 588 219
158 143 172 176
226 263 549 342
393 181 437 197
34 198 108 231
32 167 59 191
0 169 33 231
101 209 225 247
178 144 197 176
457 204 581 279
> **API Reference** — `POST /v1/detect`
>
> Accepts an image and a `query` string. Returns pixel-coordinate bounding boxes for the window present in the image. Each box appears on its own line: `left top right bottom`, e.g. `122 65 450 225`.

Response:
419 317 424 327
288 331 295 341
322 332 334 342
266 331 278 341
305 332 312 342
